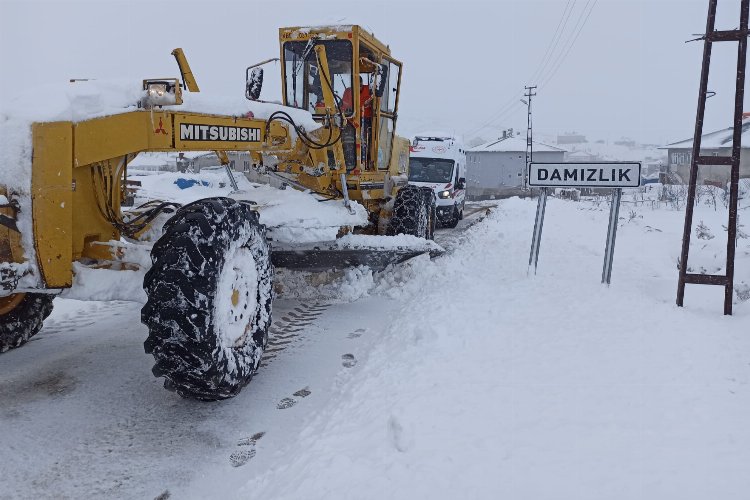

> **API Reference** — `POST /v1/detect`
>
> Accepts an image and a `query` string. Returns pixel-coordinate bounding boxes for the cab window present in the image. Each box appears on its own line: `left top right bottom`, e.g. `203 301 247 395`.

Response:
283 40 352 115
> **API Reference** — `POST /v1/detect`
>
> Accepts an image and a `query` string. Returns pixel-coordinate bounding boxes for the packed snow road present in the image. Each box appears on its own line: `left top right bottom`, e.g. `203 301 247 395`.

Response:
2 195 750 500
0 297 398 499
0 206 487 499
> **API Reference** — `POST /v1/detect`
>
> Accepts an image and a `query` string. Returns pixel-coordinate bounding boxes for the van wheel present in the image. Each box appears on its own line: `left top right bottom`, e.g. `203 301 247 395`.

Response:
444 206 460 228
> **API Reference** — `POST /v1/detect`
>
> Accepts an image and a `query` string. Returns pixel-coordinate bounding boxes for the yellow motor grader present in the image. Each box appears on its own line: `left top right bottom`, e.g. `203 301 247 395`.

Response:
0 25 437 400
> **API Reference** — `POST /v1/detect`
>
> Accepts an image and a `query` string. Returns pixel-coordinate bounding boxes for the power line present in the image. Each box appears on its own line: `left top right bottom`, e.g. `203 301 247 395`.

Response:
463 92 524 138
463 0 598 138
463 1 577 138
528 0 577 84
540 0 599 89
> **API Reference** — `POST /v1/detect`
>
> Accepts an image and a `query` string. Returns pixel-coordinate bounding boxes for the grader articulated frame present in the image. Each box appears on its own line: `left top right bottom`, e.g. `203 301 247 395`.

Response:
0 25 437 400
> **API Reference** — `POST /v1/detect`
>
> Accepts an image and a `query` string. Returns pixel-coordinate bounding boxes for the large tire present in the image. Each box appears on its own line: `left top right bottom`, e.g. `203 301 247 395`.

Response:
0 293 54 353
421 188 437 240
142 198 273 401
386 185 433 240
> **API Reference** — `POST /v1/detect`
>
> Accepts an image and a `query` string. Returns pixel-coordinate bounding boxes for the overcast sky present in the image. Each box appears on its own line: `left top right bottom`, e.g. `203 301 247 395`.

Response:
1 0 747 146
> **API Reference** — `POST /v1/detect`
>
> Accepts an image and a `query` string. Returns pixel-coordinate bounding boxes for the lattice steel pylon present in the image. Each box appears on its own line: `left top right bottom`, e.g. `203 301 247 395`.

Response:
677 0 749 315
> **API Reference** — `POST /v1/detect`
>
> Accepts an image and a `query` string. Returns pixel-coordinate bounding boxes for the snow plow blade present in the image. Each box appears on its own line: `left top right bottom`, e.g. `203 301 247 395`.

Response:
270 237 444 272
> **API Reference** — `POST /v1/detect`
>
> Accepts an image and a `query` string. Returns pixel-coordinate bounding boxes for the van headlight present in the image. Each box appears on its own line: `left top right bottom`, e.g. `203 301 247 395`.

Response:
438 190 452 199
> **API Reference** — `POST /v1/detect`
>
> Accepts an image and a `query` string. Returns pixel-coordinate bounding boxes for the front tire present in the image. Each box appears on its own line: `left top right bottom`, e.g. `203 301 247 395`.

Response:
444 205 460 228
421 188 437 240
0 293 54 353
142 198 273 401
387 185 434 240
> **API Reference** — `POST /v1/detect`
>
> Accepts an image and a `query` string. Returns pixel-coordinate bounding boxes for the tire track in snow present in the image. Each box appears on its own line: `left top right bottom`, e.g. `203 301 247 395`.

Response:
259 302 330 368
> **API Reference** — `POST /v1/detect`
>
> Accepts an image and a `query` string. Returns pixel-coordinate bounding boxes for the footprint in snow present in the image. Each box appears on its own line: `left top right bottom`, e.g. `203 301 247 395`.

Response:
293 387 311 398
229 448 256 467
230 431 266 467
347 328 366 339
237 431 266 446
341 354 357 368
276 397 297 409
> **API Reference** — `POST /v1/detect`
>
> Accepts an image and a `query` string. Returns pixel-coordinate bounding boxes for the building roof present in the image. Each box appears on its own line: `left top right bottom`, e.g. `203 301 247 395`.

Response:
467 136 567 153
660 119 750 149
566 150 599 158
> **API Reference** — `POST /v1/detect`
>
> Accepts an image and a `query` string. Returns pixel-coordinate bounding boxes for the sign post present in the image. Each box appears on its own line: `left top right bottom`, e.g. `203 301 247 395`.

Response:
528 187 547 273
601 187 623 285
527 162 641 283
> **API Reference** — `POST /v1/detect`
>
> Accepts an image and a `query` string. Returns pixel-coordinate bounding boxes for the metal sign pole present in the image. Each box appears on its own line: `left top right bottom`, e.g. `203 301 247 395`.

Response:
528 187 548 273
602 188 622 285
225 164 239 191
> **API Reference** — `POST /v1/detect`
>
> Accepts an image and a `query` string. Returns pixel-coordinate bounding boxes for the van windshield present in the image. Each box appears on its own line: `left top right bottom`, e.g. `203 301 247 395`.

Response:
408 158 454 183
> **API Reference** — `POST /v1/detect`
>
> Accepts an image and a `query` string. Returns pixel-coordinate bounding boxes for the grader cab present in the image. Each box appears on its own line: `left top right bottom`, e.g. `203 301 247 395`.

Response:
0 25 438 400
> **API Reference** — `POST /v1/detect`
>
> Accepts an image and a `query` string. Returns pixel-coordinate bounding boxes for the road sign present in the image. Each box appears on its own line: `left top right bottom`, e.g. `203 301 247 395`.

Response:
527 162 639 284
529 162 641 188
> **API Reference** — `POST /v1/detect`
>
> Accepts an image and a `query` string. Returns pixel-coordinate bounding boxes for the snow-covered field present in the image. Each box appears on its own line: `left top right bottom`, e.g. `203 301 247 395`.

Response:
1 189 749 499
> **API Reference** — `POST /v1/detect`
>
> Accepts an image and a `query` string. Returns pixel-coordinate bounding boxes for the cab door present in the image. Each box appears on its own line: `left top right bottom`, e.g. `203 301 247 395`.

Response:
373 57 402 170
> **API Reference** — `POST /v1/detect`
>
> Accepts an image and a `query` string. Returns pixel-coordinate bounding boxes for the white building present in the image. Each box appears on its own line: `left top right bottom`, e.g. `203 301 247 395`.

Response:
466 136 566 199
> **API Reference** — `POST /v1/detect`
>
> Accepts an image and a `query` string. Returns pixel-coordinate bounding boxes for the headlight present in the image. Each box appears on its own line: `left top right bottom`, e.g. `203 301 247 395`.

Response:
438 190 452 199
147 84 167 97
141 79 181 108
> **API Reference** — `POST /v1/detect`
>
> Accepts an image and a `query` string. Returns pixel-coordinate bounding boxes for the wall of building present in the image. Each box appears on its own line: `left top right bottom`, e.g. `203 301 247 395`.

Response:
191 152 252 172
466 150 565 199
667 147 750 185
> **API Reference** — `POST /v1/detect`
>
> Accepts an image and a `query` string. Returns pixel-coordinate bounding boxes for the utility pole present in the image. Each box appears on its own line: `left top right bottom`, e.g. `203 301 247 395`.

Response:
523 86 537 191
676 0 748 315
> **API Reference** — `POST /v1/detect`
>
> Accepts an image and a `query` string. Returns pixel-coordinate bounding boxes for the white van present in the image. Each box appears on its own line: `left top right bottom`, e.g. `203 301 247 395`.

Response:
408 134 466 228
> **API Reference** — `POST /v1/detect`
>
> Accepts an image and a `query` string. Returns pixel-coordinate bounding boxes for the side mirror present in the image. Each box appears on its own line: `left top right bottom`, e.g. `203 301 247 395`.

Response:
246 67 264 101
457 177 466 190
375 63 389 97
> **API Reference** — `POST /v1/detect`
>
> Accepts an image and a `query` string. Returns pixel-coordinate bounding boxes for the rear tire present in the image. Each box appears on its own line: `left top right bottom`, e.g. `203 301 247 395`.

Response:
142 198 273 401
0 293 54 353
386 185 435 240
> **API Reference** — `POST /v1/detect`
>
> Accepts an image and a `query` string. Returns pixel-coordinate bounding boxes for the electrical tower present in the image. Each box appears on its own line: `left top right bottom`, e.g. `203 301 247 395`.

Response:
523 86 537 190
676 0 748 315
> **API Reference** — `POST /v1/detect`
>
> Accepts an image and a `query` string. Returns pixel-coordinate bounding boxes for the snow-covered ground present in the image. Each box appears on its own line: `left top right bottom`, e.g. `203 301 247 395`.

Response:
1 190 749 499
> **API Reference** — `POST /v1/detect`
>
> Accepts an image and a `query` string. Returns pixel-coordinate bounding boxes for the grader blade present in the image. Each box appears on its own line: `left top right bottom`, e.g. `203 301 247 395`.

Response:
270 242 443 272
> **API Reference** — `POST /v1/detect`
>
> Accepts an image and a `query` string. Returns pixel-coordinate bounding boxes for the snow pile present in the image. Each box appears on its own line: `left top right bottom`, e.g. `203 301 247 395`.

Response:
61 240 153 303
63 262 147 303
333 233 442 251
209 197 750 500
275 266 376 303
132 171 369 243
